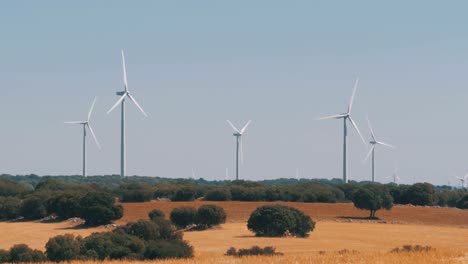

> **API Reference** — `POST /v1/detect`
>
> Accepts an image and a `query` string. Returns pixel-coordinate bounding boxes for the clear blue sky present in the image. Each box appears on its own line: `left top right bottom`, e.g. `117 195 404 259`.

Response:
1 1 467 186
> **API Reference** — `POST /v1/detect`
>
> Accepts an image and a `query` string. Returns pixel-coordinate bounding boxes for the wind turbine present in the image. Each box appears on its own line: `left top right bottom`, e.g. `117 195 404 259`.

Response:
455 173 468 188
65 97 101 177
319 78 366 183
107 50 148 177
225 168 229 181
227 120 252 181
387 167 401 184
364 117 396 182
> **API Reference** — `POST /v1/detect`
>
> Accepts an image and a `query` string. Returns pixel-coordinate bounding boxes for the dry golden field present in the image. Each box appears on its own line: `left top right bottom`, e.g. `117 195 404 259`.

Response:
0 202 467 263
117 201 468 226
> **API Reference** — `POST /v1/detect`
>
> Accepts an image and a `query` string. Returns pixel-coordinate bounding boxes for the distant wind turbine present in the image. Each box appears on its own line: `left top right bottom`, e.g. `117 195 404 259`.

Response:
364 117 396 182
455 173 468 188
227 120 252 181
319 78 366 183
107 50 148 177
65 97 101 177
387 167 401 184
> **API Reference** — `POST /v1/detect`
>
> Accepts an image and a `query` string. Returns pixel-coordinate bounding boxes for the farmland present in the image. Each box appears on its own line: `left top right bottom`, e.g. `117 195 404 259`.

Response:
0 202 466 263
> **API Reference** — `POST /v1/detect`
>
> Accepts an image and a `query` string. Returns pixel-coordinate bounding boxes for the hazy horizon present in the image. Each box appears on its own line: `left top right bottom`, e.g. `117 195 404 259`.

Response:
1 1 468 186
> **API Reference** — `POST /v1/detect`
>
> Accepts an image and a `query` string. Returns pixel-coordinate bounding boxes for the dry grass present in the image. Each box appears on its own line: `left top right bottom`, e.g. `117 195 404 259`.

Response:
0 221 105 250
30 249 468 264
183 222 468 254
118 201 468 227
0 201 466 263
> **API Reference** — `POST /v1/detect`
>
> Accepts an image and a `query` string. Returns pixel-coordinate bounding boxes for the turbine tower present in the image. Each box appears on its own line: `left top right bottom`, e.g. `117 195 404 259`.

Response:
107 50 148 177
227 120 252 181
364 117 396 182
387 167 401 184
65 97 101 177
455 173 468 188
319 78 366 183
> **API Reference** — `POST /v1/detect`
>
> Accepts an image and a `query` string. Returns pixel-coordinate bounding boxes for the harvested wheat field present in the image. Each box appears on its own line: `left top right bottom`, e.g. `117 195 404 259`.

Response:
34 249 468 264
117 201 468 226
0 220 104 250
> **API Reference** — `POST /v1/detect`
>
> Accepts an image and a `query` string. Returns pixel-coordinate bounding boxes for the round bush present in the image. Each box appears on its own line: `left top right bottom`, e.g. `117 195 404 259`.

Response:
0 249 10 263
46 234 82 262
172 187 197 201
196 205 226 227
170 207 197 229
247 205 315 237
204 189 231 201
117 220 161 241
9 244 46 263
148 209 165 220
144 240 193 259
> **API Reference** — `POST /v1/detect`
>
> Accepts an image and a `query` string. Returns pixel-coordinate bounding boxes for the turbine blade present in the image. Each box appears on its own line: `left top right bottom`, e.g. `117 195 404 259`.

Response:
376 141 396 148
317 114 346 120
121 49 128 91
240 120 252 134
363 145 374 162
64 121 85 124
107 94 126 114
87 97 97 122
347 77 359 114
366 116 376 141
87 124 101 149
348 116 366 145
226 120 240 133
128 94 148 117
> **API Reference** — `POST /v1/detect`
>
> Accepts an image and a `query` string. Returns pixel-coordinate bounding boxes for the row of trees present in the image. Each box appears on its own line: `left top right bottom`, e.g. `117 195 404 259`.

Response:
0 179 123 225
0 213 192 263
169 205 227 229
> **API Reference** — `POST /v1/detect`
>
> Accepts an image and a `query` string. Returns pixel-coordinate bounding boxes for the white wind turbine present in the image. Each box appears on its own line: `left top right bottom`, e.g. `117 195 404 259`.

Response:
364 117 396 182
455 173 468 188
107 50 148 177
65 97 101 177
227 120 252 181
387 167 401 184
319 78 366 183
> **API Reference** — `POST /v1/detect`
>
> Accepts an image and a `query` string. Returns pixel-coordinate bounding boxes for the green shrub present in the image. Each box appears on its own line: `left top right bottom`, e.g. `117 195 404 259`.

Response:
170 207 198 229
196 205 226 227
247 205 315 237
9 244 46 263
225 246 282 257
0 249 10 263
148 209 165 220
204 189 231 201
144 240 193 259
390 245 432 253
45 234 82 262
79 192 123 226
151 217 182 240
172 187 197 201
116 220 161 241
